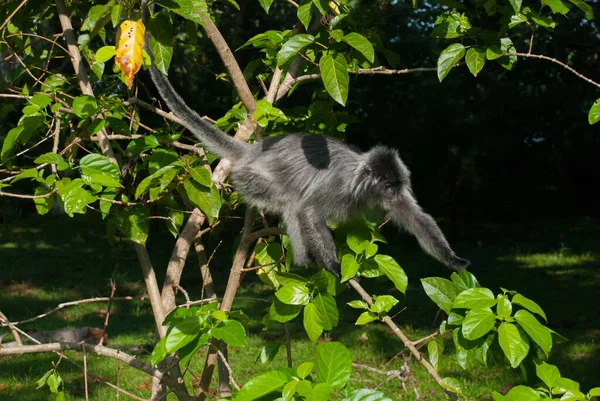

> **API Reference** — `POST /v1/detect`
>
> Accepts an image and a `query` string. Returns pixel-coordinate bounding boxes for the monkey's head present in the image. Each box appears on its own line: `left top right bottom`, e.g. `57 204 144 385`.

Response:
361 146 470 272
361 146 411 204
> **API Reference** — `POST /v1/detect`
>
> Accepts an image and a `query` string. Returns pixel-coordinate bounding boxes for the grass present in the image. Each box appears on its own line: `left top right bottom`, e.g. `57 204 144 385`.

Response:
0 214 599 400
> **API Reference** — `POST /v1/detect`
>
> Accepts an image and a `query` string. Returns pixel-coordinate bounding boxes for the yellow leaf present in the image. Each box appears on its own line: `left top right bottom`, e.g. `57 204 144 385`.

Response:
329 1 341 15
115 19 145 89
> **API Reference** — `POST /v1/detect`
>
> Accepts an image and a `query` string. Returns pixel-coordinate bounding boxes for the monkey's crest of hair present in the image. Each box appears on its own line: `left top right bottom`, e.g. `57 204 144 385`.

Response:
147 62 470 276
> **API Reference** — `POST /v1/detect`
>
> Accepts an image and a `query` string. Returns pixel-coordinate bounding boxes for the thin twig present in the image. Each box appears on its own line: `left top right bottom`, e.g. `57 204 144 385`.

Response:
0 188 57 199
3 296 140 326
507 52 600 89
216 349 240 391
82 343 90 401
0 312 22 346
0 0 28 31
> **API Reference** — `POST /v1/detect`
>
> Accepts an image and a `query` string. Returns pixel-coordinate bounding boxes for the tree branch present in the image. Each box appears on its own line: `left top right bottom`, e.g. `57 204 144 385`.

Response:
0 342 174 384
161 208 206 314
55 0 116 165
347 279 458 400
507 52 600 89
200 16 256 114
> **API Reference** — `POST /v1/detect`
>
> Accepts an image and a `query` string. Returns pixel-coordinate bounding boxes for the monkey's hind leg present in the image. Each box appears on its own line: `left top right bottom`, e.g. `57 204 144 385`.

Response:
282 211 312 266
301 209 341 277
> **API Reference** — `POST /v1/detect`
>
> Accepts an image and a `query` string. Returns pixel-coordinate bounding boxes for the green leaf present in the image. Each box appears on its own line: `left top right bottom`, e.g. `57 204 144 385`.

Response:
95 46 115 63
212 320 247 347
421 277 460 313
79 154 122 188
275 283 311 305
183 179 221 221
355 311 378 325
320 53 349 106
343 389 393 401
466 47 486 77
453 287 497 309
567 0 593 18
427 338 444 370
297 361 314 379
374 255 407 294
155 0 209 26
111 3 123 27
508 0 522 12
282 381 297 401
347 300 369 309
312 0 328 14
297 0 313 30
496 294 513 318
588 388 600 397
542 0 570 14
514 309 552 353
277 34 314 66
451 270 479 291
115 206 150 244
33 187 54 215
148 12 174 75
235 370 288 401
165 316 203 353
440 377 463 395
462 308 496 340
59 185 97 217
72 95 98 118
502 385 543 401
32 153 63 166
498 322 530 368
310 383 334 401
303 302 324 343
315 342 352 389
258 0 274 13
149 148 179 174
269 298 302 323
178 333 209 366
588 99 600 125
437 43 466 82
512 293 547 321
370 295 399 314
29 93 53 109
189 166 212 187
341 254 359 282
135 165 179 199
343 33 374 63
535 360 561 388
126 135 160 155
313 293 338 330
258 342 280 365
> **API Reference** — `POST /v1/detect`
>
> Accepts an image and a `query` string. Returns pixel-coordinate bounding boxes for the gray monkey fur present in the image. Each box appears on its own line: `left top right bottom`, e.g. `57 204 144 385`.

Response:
148 66 470 276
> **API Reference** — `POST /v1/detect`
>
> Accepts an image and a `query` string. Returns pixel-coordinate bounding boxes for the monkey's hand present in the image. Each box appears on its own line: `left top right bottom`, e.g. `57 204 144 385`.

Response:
448 255 470 271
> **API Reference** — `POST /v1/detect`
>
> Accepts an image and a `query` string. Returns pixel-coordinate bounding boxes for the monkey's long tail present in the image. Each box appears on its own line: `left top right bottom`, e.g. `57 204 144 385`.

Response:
148 66 248 160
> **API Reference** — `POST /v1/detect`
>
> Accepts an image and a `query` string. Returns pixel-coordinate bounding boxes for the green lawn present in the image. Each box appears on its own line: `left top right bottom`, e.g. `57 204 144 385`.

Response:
0 214 599 400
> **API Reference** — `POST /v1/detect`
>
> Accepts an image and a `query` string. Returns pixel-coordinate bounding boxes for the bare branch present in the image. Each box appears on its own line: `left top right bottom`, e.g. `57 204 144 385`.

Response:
0 188 57 199
507 52 600 89
0 0 28 31
216 348 240 391
0 312 22 346
1 297 141 326
0 343 170 382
